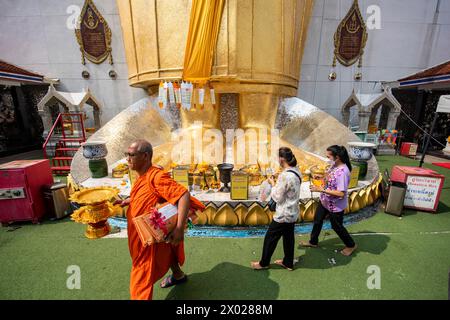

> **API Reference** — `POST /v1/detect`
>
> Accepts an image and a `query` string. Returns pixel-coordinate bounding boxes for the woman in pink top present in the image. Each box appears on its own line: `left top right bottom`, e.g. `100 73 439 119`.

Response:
300 145 357 256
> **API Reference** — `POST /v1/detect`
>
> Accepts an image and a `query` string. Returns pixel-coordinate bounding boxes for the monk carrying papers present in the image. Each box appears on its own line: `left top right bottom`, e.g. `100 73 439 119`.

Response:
115 139 205 300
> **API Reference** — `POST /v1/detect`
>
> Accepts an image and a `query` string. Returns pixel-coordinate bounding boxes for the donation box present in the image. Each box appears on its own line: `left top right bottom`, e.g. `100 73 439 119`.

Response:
400 143 418 157
0 160 53 224
390 166 445 212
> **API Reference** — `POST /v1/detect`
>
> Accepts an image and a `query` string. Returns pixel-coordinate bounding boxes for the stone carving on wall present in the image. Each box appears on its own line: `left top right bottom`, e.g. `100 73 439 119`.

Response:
0 89 15 151
0 90 15 125
75 0 113 65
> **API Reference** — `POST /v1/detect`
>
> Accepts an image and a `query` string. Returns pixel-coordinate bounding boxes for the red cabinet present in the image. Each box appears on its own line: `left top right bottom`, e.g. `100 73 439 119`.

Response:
0 160 53 224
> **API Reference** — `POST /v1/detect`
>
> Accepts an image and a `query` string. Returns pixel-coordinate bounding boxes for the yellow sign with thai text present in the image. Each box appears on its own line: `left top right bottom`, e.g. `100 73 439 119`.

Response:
173 169 189 189
349 167 360 189
231 173 248 200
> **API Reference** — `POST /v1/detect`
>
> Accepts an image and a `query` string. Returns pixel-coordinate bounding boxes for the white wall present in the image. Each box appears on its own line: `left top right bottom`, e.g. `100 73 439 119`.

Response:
0 0 147 125
1 0 449 126
298 0 450 121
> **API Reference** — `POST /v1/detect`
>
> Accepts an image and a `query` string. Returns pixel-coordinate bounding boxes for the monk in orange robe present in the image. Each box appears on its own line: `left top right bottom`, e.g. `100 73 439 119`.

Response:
117 139 205 300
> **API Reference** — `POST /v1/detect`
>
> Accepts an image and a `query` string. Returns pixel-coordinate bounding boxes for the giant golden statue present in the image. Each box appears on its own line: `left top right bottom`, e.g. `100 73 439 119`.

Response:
70 0 379 226
114 0 322 169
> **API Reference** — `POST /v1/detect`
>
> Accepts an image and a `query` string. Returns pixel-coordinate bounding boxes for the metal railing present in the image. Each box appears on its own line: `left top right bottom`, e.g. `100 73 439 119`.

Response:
42 113 86 159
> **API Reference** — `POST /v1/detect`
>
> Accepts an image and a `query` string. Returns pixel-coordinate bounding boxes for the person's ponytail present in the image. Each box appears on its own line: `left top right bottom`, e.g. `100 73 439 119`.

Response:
288 154 298 167
339 145 352 172
327 145 352 171
279 147 298 167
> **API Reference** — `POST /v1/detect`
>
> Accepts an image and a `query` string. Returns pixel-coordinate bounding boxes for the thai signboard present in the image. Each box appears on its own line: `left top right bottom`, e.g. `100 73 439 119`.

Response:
75 0 113 65
333 0 368 67
404 175 444 212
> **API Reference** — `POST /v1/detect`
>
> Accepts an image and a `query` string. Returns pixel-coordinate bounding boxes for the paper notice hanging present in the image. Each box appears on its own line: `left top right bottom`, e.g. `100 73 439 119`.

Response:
168 82 175 105
173 82 181 109
180 82 186 109
210 88 216 107
158 82 164 108
163 82 168 108
158 81 167 109
191 85 197 110
181 82 192 110
188 82 193 110
198 87 205 109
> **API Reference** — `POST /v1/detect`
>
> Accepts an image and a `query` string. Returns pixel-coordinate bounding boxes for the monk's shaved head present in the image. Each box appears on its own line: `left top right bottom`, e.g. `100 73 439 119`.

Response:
127 140 153 173
130 139 153 157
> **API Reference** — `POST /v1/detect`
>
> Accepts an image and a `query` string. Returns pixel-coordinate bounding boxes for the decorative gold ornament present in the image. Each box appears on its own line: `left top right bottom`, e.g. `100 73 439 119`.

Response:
349 191 361 212
67 174 81 195
245 203 269 226
354 72 362 81
234 203 248 225
81 70 90 79
193 209 208 225
344 200 350 214
302 200 318 222
328 71 337 81
358 189 367 207
332 0 368 67
70 187 121 239
75 0 113 65
298 201 306 222
70 186 119 205
364 187 374 205
112 163 129 178
214 203 239 226
109 70 117 79
264 205 274 223
371 183 380 200
203 202 218 225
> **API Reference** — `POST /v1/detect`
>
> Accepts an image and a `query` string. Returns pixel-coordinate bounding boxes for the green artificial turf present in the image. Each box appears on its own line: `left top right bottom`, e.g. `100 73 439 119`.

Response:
1 156 449 300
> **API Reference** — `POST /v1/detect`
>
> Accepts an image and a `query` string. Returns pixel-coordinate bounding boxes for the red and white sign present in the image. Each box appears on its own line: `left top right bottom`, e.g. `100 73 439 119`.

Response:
404 175 443 211
391 166 445 212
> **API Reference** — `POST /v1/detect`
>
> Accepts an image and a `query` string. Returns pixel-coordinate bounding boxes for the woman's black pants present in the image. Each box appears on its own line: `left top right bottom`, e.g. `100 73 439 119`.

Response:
310 202 356 248
260 220 296 268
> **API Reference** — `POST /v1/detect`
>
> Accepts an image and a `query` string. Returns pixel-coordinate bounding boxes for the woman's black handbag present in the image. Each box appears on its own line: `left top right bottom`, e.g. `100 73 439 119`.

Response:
267 170 302 212
267 198 277 212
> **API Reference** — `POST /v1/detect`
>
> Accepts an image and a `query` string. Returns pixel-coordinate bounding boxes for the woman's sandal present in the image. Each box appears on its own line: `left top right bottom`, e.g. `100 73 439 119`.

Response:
160 274 188 288
251 261 269 270
274 259 294 271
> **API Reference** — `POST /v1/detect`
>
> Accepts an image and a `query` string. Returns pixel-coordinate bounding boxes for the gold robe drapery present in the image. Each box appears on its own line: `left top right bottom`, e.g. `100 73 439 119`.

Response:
182 0 225 83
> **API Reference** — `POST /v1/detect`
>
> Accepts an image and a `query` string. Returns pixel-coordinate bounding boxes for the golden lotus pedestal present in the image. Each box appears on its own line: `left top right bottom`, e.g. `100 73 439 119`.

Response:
85 221 111 239
70 187 122 239
191 173 384 226
84 220 111 239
